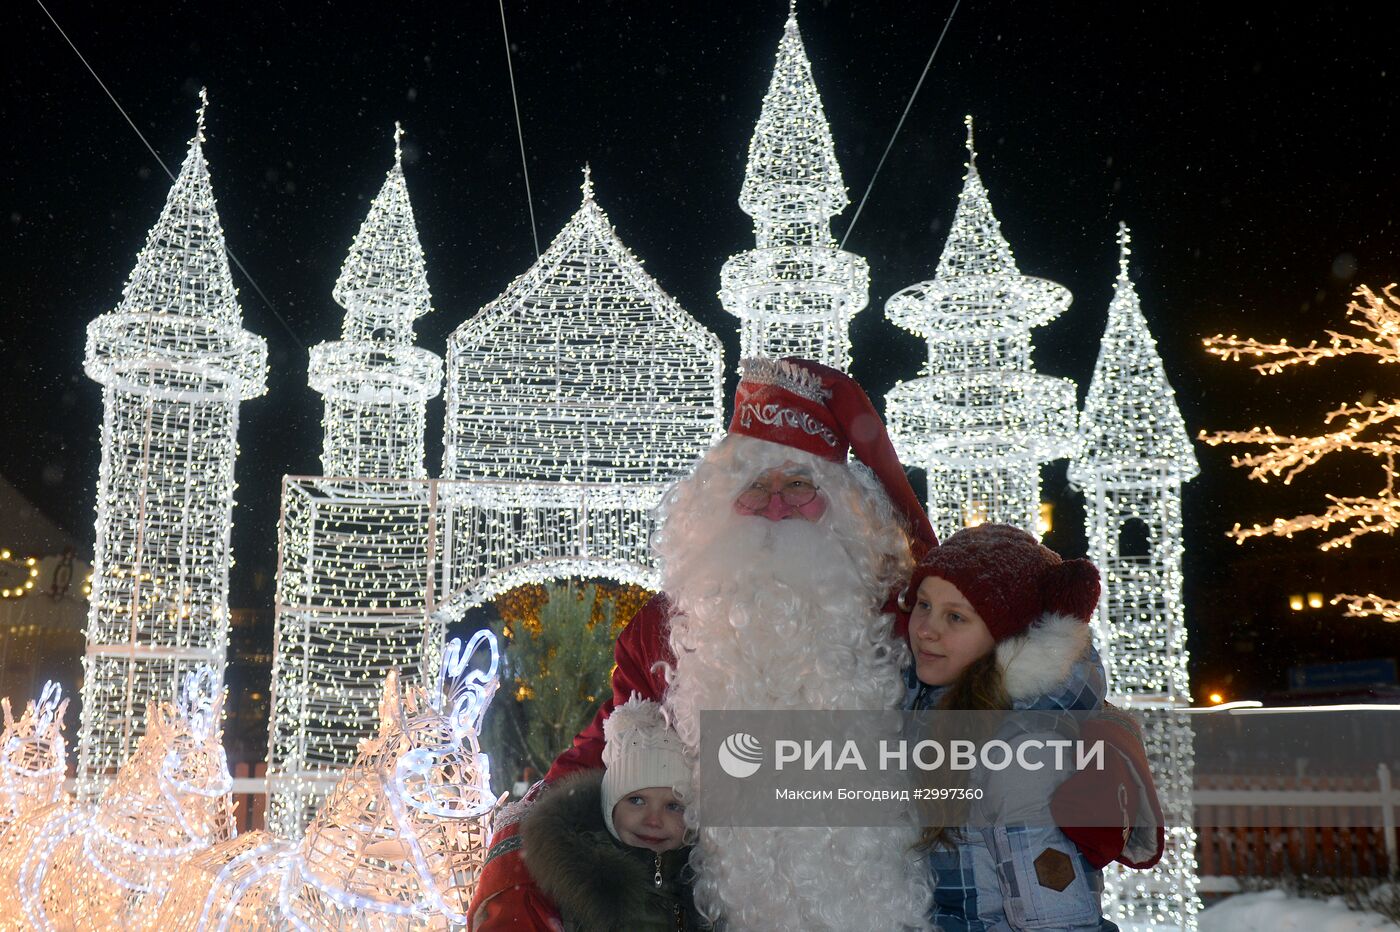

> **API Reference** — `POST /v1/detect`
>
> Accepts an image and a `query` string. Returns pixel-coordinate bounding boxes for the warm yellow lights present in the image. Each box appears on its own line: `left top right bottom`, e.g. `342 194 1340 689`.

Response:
0 552 47 598
1202 283 1400 621
1037 502 1053 536
1289 593 1305 611
1208 692 1225 705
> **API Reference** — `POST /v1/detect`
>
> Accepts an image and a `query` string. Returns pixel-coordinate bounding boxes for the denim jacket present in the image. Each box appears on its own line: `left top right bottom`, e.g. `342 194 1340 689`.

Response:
904 615 1119 932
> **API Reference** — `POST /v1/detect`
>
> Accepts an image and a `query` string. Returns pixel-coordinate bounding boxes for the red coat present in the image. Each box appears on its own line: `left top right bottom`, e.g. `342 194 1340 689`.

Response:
466 594 1162 930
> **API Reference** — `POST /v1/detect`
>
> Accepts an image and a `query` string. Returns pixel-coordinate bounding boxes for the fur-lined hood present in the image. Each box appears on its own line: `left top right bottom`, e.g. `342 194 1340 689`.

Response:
906 612 1105 711
520 770 696 932
997 612 1101 707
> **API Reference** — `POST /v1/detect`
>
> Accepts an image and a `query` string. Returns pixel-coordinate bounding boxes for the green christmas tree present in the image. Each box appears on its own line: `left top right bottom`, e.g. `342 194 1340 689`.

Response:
482 580 652 789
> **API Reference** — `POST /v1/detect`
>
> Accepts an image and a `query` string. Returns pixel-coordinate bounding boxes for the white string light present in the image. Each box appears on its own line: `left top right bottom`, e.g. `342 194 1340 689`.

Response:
75 91 268 800
309 122 443 480
719 7 869 371
1070 224 1200 931
438 169 723 607
0 666 235 931
884 116 1078 537
0 682 68 835
267 128 447 836
153 634 501 930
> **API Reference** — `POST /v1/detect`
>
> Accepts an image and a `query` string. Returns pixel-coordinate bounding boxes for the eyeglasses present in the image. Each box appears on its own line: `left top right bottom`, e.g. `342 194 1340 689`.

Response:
735 479 821 512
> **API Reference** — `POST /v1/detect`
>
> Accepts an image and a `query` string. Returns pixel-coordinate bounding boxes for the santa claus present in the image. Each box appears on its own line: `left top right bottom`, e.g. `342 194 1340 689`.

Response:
652 357 938 930
468 357 1159 931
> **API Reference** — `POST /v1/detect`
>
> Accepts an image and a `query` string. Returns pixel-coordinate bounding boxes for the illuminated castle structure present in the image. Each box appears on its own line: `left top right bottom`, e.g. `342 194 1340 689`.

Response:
438 168 723 609
884 118 1078 537
76 92 267 798
267 126 444 835
718 4 869 371
1070 224 1199 931
309 125 442 481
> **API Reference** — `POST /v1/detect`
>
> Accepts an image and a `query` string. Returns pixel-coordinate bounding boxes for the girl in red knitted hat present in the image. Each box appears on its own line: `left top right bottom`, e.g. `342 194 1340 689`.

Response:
903 523 1125 931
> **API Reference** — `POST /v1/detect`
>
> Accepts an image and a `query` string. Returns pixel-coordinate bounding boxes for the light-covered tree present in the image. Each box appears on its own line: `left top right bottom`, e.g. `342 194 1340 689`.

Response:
1200 283 1400 620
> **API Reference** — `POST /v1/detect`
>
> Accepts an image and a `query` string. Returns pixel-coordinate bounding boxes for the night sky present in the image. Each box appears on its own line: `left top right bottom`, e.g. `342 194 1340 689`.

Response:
5 2 1400 696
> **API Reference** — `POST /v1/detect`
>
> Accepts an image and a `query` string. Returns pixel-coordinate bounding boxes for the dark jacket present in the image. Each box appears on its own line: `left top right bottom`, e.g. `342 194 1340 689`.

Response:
519 769 703 932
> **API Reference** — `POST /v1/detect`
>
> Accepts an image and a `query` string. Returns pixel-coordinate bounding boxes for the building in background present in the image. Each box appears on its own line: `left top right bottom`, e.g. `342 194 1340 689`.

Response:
0 474 89 723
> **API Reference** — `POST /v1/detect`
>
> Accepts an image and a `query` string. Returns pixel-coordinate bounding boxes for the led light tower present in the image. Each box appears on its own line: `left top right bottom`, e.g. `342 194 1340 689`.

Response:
885 118 1078 537
268 126 443 835
76 92 267 798
719 4 869 371
310 124 442 481
1070 224 1199 931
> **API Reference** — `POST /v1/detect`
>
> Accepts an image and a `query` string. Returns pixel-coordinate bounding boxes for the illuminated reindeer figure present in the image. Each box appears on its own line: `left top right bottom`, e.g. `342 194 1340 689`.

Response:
153 630 502 931
0 666 235 931
0 681 69 833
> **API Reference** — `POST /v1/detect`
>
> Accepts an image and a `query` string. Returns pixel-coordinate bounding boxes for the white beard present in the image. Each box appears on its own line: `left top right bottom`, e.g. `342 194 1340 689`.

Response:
662 512 931 931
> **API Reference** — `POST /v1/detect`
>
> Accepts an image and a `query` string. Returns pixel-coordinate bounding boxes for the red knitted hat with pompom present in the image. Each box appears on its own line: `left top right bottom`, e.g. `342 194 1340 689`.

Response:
905 523 1100 642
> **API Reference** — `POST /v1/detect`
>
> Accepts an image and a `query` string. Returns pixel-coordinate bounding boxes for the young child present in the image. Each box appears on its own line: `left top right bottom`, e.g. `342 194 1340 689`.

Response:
903 523 1122 932
518 694 702 932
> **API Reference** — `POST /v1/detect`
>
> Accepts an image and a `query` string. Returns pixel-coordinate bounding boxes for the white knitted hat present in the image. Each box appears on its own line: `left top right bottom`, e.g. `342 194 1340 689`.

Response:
600 694 690 840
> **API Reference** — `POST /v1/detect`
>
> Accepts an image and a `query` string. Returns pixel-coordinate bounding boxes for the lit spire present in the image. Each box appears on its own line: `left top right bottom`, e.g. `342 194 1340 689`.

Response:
719 5 868 370
311 126 441 478
1116 220 1131 280
107 92 246 333
77 99 266 799
738 5 846 217
331 123 433 334
935 115 1019 282
195 87 208 144
1075 223 1198 478
581 163 594 202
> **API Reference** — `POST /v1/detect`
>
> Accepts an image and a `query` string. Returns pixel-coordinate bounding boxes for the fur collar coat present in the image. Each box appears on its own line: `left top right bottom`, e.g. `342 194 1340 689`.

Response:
519 769 703 932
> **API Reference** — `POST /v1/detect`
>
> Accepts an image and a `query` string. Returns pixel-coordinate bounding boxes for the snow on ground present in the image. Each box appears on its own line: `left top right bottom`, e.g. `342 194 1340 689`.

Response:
1198 889 1400 932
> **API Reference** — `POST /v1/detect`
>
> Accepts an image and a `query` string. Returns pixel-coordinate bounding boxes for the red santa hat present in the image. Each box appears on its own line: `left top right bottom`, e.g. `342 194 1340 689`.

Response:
728 357 936 557
904 523 1099 642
